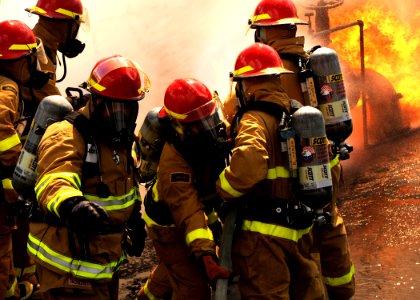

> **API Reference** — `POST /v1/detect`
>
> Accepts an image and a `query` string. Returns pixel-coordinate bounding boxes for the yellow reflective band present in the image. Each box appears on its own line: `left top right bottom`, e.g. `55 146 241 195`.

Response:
329 154 340 168
266 166 290 180
323 263 355 287
143 279 164 300
28 234 123 280
0 132 21 153
164 107 188 120
2 178 13 190
251 13 272 23
28 6 46 14
152 180 159 201
48 189 83 216
185 227 213 245
55 8 82 20
88 77 106 91
233 65 254 77
35 172 82 198
143 209 175 228
84 187 140 211
8 43 37 51
242 219 312 242
5 277 17 298
218 169 244 198
15 265 36 278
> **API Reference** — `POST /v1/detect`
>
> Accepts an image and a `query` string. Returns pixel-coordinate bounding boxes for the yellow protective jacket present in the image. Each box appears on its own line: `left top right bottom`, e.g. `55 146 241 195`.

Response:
28 100 140 282
269 36 310 105
144 142 216 258
215 80 328 299
0 75 22 233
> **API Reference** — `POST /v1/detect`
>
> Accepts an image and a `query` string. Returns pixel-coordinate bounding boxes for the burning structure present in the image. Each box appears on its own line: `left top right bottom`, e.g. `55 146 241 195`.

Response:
296 0 419 147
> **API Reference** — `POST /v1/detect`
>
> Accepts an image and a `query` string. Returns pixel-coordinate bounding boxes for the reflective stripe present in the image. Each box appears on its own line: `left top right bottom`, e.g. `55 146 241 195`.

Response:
142 209 175 229
152 180 159 200
27 233 123 280
15 264 36 278
28 6 46 14
5 277 17 298
233 65 254 77
142 279 164 300
55 8 82 19
2 178 13 190
84 187 140 211
242 219 312 242
218 170 244 198
35 172 83 216
251 13 272 23
185 227 214 245
48 189 84 216
329 154 340 168
35 172 82 197
0 132 21 152
266 166 290 179
323 263 355 287
163 106 188 120
8 43 37 51
88 77 105 91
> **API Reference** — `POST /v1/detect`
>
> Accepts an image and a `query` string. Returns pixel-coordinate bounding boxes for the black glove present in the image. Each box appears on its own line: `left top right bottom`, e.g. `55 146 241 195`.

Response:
61 199 109 235
122 202 147 257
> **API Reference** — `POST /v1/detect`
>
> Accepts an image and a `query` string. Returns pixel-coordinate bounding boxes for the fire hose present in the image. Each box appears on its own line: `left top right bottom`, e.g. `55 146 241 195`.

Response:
214 205 237 300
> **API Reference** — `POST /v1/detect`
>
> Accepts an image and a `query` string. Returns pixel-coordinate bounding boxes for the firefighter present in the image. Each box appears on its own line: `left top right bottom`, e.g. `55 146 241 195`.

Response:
9 2 89 297
215 42 325 299
0 20 49 300
27 55 149 300
249 0 355 298
25 0 88 98
137 78 230 299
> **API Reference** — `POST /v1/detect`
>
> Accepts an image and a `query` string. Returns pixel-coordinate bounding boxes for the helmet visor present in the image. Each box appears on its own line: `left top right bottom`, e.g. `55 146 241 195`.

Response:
101 99 139 144
35 37 48 65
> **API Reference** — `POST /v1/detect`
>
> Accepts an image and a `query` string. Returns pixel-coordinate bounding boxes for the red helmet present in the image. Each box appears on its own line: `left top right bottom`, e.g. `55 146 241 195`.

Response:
86 55 150 101
249 0 307 27
232 43 292 80
160 78 216 123
26 0 84 21
0 20 37 60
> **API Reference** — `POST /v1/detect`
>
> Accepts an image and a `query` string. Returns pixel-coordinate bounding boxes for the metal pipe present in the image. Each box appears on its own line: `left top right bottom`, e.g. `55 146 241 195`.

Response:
313 20 368 147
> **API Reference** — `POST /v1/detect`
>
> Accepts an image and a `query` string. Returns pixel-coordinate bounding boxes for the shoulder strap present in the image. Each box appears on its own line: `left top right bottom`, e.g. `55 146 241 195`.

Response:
64 111 90 142
230 101 289 141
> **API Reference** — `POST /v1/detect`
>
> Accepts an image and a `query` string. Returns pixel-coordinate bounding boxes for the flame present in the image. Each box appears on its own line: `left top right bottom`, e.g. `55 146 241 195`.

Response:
326 0 420 128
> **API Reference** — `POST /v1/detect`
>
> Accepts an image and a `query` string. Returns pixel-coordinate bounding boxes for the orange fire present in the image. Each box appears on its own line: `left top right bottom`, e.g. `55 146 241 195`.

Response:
326 0 420 128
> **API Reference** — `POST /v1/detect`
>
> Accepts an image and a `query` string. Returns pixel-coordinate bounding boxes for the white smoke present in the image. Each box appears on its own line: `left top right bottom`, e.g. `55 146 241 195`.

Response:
1 0 262 122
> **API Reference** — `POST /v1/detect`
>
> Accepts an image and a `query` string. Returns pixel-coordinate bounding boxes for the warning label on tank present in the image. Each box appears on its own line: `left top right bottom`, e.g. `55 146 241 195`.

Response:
299 164 332 189
318 99 352 125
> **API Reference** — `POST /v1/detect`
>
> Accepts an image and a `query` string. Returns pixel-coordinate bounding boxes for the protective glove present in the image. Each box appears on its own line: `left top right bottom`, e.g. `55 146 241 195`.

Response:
122 202 147 257
62 199 109 235
199 254 231 283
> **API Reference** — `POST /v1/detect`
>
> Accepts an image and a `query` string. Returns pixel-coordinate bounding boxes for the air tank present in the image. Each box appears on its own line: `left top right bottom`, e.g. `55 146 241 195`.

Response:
309 46 353 144
13 95 74 198
137 107 166 183
292 106 332 210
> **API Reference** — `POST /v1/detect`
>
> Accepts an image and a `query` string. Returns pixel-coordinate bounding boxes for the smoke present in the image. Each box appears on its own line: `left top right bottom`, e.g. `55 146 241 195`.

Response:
1 0 260 124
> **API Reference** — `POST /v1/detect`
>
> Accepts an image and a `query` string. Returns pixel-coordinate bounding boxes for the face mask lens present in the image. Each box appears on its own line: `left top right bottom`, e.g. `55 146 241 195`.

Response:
102 100 138 144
